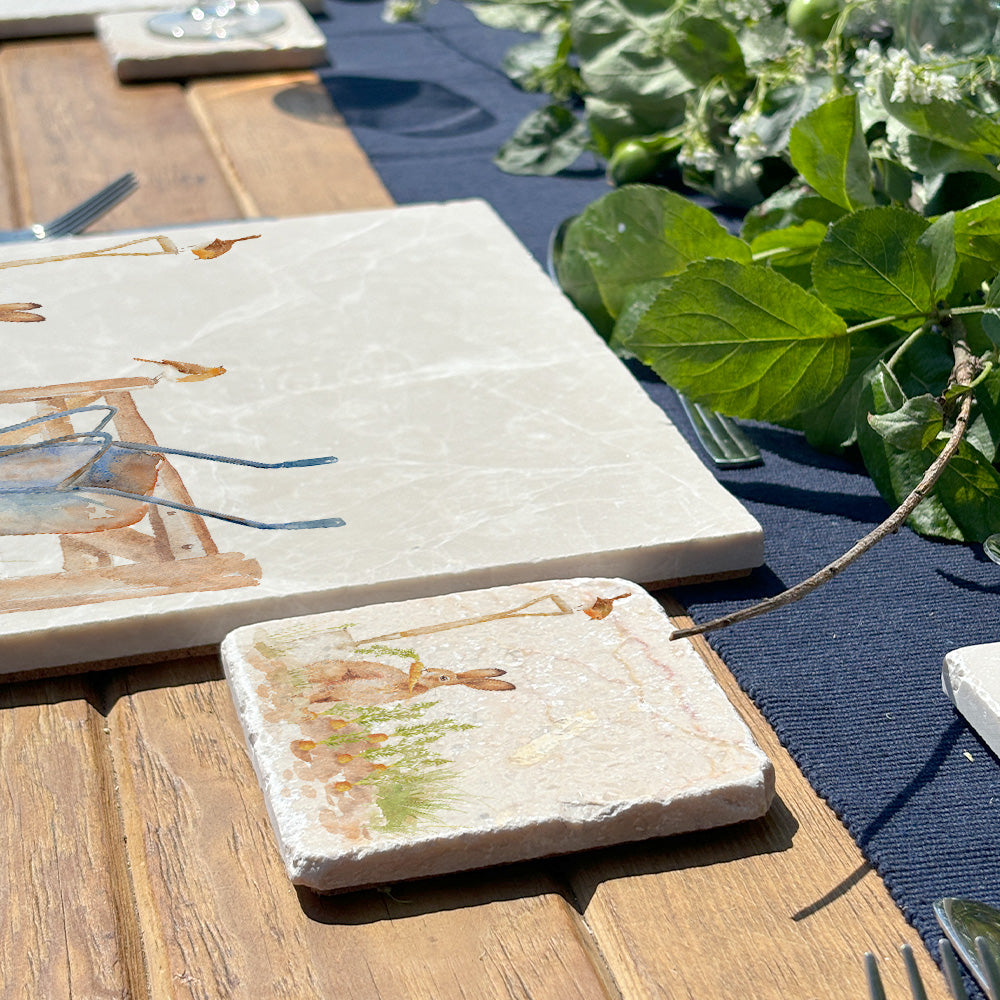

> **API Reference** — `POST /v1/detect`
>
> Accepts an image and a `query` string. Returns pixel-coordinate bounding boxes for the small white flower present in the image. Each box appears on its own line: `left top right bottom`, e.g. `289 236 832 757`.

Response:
382 0 431 23
734 133 767 162
678 141 720 172
879 45 963 105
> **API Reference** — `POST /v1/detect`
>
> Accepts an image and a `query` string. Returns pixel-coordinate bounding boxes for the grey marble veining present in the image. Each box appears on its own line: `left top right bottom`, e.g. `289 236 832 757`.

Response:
0 202 762 673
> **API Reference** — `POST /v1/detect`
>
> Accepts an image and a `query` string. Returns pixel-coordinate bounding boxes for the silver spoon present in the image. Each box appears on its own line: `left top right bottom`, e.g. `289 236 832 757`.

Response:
985 533 1000 565
934 898 1000 999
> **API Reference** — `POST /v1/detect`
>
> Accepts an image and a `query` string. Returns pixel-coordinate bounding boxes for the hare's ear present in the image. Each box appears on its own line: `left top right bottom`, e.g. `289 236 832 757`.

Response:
461 677 515 691
457 668 507 679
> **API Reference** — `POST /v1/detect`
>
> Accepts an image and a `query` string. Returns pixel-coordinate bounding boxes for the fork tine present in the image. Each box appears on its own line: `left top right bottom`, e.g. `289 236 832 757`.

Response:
866 953 889 1000
39 173 138 238
939 939 971 1000
975 936 1000 1000
901 944 931 1000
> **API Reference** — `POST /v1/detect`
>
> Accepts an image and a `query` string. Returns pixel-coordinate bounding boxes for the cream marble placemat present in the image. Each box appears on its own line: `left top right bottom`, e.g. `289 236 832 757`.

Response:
0 201 762 673
222 578 775 891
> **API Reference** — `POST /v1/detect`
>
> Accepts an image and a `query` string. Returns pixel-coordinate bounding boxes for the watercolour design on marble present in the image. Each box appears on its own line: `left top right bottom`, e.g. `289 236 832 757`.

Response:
0 232 346 614
222 579 775 891
246 593 574 840
0 203 765 676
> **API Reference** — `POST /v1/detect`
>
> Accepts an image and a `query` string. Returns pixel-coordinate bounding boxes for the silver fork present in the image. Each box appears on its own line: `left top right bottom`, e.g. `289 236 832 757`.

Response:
865 941 970 1000
678 393 762 469
0 172 138 244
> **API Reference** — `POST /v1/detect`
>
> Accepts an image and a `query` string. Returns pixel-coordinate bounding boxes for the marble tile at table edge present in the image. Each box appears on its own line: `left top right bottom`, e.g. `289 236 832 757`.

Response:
943 642 1000 760
0 0 322 38
221 577 775 892
97 2 327 83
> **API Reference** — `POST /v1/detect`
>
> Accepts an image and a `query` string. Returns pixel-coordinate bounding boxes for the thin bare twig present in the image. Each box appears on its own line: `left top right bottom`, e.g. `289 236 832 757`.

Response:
671 338 979 641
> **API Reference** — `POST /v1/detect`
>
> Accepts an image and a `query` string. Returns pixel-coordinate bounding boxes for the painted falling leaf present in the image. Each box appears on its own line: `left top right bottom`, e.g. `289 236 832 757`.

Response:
191 234 261 260
584 593 631 620
133 357 227 382
0 302 43 322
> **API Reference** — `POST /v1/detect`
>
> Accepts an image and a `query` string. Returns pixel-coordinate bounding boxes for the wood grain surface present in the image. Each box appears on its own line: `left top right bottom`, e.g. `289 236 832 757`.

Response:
0 32 952 1000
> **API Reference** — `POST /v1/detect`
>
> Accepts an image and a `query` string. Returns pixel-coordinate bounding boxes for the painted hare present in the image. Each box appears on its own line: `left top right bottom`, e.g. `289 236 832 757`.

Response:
307 658 515 708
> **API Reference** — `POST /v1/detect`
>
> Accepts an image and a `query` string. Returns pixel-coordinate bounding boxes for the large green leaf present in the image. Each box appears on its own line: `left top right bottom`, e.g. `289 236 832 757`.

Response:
799 327 898 452
879 76 1000 156
564 185 751 318
493 105 590 175
615 258 850 423
952 195 1000 293
665 16 746 88
570 0 693 111
967 369 1000 463
857 364 963 539
857 364 1000 541
788 95 875 212
812 208 936 324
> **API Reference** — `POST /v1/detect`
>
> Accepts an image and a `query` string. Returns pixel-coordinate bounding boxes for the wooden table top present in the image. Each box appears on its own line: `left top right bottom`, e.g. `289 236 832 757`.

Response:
0 33 952 1000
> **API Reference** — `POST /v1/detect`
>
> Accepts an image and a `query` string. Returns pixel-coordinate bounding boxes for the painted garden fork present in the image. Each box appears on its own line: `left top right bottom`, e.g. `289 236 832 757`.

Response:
865 942 970 1000
0 172 138 243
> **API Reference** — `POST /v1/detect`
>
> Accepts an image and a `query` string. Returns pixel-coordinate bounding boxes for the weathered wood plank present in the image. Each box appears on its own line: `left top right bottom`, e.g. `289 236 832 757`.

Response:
0 37 240 232
187 73 393 218
0 677 143 999
106 656 618 1000
557 596 952 1000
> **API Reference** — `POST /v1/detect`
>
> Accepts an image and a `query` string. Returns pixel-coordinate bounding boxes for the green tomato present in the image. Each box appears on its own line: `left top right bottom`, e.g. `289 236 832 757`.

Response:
606 136 680 186
786 0 842 42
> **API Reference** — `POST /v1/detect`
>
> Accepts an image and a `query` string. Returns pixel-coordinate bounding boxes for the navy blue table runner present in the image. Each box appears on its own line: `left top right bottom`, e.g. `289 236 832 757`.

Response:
317 0 1000 983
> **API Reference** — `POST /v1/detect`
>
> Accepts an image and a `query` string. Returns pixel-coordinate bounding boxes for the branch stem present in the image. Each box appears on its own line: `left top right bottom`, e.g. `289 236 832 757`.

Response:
670 390 974 641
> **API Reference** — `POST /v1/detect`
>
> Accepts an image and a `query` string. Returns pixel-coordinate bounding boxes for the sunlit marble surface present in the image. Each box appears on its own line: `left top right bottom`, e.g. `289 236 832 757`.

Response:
944 642 1000 759
0 0 321 38
222 578 775 891
98 2 326 82
0 201 762 672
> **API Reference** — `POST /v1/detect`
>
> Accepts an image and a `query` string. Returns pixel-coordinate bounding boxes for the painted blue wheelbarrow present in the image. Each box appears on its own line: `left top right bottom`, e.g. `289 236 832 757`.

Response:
0 404 345 537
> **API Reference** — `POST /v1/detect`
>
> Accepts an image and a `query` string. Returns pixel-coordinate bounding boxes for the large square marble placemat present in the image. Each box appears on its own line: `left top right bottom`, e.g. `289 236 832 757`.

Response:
221 578 775 891
0 201 761 674
0 0 321 38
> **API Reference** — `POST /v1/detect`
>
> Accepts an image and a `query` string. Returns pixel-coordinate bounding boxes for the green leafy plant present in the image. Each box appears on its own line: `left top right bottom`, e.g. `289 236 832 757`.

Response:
387 0 1000 214
554 171 999 630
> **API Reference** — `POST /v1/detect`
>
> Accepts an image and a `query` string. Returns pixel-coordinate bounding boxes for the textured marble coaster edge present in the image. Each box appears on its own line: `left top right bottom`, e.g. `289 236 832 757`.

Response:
97 1 327 82
222 576 775 892
0 0 322 39
943 641 1000 759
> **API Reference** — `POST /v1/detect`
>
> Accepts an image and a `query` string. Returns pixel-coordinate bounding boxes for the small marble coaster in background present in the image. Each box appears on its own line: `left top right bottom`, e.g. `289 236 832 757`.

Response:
0 0 322 39
943 642 1000 759
97 1 327 82
222 577 775 892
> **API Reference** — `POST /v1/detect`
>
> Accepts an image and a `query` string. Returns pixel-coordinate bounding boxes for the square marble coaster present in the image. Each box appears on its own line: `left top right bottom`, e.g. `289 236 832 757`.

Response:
0 0 321 38
221 578 775 892
98 2 327 82
943 642 1000 759
0 202 762 675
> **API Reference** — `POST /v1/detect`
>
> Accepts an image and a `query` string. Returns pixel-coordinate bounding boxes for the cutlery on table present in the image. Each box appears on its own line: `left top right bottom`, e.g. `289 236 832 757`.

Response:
0 172 138 244
865 941 970 1000
545 214 763 470
935 898 1000 1000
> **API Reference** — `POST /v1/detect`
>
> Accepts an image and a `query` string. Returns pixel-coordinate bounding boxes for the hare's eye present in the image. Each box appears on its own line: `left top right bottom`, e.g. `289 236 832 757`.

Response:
438 674 450 682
